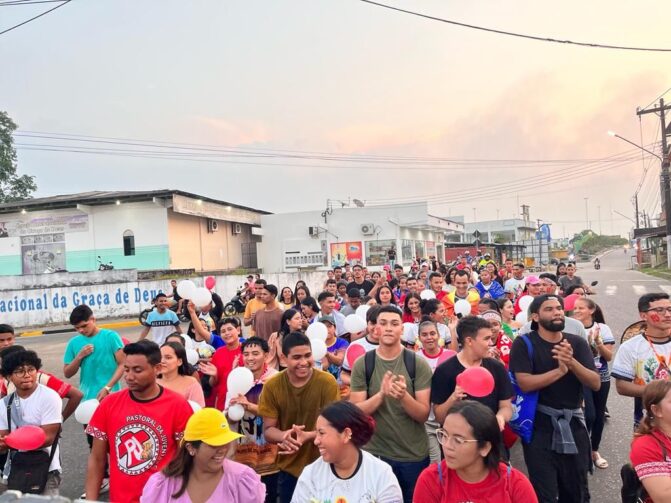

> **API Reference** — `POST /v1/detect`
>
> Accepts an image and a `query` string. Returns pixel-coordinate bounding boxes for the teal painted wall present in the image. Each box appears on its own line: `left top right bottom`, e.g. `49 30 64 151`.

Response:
0 255 21 276
66 245 170 272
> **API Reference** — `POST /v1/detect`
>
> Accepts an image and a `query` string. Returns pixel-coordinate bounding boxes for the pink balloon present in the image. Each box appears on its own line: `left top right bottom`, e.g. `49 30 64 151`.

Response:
122 337 130 346
563 294 579 312
346 345 366 369
456 366 495 397
5 425 46 451
205 276 216 290
438 349 457 365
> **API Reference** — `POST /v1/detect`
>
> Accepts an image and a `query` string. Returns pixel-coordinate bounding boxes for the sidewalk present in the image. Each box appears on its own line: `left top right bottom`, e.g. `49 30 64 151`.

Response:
18 317 141 338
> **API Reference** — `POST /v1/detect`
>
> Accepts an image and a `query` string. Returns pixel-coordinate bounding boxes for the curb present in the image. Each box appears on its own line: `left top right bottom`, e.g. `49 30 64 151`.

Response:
18 319 140 338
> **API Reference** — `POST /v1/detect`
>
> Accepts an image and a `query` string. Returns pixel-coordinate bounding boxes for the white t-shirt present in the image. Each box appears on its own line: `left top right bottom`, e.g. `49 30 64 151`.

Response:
402 323 451 347
342 337 379 372
0 384 62 473
291 450 403 503
504 277 526 296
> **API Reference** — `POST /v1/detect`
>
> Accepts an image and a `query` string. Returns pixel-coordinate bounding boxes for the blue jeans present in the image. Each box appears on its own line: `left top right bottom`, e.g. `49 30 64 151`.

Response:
378 455 430 503
278 471 298 503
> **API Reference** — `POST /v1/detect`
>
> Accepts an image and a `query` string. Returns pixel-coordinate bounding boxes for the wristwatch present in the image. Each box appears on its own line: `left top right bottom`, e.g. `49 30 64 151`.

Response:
103 386 112 392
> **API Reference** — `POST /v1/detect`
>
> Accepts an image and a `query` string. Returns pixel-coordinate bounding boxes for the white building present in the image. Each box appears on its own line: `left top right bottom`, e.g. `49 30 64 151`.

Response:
258 202 463 272
0 190 268 276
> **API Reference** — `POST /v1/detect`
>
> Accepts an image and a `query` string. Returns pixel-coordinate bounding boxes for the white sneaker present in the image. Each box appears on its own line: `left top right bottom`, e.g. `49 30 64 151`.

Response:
80 478 110 499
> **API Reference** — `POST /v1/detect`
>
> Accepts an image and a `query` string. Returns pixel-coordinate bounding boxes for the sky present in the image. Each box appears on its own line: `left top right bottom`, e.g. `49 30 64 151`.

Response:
2 0 671 239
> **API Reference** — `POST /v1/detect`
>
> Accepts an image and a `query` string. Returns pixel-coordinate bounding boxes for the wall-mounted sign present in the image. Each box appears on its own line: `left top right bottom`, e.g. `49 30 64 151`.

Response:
0 213 88 238
330 242 363 267
172 194 261 226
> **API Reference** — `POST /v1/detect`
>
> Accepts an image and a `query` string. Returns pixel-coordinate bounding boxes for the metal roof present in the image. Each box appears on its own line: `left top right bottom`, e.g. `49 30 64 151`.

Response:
0 190 271 215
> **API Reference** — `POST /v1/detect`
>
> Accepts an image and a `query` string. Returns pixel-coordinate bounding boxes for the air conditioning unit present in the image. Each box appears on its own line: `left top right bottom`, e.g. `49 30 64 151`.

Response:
207 219 219 233
360 223 375 235
308 226 320 237
232 223 242 235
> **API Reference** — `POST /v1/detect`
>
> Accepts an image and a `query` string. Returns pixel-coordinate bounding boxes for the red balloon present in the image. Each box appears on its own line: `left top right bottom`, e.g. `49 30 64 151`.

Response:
438 349 457 365
205 276 216 290
563 294 579 312
5 425 46 451
346 345 366 369
122 337 130 346
456 366 495 397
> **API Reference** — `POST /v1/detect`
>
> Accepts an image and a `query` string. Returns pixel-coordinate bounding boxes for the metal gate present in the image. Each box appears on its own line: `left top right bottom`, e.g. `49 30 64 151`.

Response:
241 242 257 269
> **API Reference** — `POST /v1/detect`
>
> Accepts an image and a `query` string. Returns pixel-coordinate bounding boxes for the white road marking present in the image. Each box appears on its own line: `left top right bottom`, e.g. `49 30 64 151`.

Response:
605 285 617 296
633 285 648 296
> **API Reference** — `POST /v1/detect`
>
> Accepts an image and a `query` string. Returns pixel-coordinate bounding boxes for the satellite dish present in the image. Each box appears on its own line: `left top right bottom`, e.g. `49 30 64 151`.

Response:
353 199 365 208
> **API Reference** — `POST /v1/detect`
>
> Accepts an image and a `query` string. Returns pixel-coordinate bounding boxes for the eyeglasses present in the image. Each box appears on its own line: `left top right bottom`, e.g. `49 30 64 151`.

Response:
435 428 479 447
12 367 37 377
646 307 671 315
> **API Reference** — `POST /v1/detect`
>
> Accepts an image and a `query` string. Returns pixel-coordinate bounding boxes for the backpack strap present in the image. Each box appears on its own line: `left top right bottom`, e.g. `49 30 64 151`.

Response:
5 393 13 434
364 349 376 389
403 348 416 394
521 334 534 371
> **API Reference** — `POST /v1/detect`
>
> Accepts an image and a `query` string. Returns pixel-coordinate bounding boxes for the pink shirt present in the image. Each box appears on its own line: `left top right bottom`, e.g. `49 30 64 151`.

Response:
140 458 265 503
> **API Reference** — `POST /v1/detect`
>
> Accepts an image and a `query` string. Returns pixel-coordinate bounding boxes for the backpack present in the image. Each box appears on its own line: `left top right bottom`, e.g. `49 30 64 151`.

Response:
508 335 539 443
364 348 416 393
621 434 667 503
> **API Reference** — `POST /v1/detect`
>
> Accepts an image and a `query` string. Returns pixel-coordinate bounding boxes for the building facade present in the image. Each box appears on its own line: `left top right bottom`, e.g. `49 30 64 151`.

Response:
258 202 463 272
0 190 268 276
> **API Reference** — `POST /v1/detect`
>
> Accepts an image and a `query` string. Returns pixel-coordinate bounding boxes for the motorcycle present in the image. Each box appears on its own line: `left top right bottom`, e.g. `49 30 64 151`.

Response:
594 261 601 270
97 256 114 271
223 287 247 316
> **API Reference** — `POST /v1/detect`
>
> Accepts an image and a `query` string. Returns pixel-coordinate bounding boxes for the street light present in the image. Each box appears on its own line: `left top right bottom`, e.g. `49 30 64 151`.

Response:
607 131 662 160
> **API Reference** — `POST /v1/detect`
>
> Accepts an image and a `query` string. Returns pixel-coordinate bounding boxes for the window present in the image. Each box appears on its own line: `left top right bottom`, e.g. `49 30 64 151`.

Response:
123 230 135 256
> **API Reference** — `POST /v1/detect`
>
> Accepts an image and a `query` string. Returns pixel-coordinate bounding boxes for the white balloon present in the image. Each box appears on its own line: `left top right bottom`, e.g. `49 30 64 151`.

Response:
344 314 367 334
454 299 472 317
227 367 255 395
420 289 436 300
227 404 245 422
177 280 196 300
188 400 202 412
186 349 199 366
515 310 528 323
74 399 100 424
518 295 533 312
355 305 370 319
192 287 212 308
306 322 328 342
311 338 328 361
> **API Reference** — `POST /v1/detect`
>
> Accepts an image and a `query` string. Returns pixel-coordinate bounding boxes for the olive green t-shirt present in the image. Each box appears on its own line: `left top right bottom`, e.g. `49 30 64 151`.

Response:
350 349 432 462
257 369 340 477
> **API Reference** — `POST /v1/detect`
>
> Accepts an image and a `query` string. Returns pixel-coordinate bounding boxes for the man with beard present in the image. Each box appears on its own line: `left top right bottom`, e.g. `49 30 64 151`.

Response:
509 295 600 503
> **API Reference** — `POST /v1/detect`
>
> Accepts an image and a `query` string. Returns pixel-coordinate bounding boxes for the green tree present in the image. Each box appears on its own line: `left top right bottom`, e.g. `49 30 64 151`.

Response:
0 111 36 202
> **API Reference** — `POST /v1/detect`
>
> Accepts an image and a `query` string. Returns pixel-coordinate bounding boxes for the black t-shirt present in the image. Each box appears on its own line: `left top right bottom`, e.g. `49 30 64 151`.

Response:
346 279 375 297
430 356 514 414
509 331 595 410
172 286 182 302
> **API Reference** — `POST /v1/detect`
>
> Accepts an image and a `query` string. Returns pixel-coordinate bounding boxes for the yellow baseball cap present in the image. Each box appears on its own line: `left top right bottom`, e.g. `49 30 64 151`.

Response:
183 408 243 446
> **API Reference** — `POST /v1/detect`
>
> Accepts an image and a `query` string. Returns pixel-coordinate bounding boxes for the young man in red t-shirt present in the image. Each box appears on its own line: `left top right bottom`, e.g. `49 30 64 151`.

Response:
85 340 192 503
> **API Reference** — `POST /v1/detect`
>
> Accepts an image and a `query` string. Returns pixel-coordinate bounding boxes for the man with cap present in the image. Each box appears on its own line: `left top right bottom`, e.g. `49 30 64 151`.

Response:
319 314 349 382
509 294 600 503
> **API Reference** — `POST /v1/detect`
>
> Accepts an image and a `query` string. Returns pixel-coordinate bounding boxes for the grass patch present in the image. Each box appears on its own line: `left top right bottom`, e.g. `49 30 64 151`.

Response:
641 266 671 280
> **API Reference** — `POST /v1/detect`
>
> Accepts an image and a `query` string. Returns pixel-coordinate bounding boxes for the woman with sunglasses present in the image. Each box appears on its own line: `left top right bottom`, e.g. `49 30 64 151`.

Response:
413 401 537 502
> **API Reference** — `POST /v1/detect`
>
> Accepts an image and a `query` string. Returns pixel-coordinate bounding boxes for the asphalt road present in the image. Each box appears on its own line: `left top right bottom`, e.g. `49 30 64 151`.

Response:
17 247 662 501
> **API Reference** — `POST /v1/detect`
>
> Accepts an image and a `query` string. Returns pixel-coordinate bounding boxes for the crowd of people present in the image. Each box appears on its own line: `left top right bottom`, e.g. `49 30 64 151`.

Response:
0 251 670 502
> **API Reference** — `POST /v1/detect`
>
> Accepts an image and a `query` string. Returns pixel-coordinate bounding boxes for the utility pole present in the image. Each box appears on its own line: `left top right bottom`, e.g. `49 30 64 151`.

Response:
638 98 671 268
634 194 640 228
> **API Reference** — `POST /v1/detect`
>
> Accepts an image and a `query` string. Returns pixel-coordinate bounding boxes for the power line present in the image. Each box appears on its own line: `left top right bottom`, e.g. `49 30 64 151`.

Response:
15 130 638 167
0 0 66 6
0 0 69 36
642 86 671 111
360 0 671 52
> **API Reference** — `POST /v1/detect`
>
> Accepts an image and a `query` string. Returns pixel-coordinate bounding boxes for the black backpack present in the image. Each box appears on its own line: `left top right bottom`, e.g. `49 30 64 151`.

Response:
364 348 416 393
621 434 667 503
